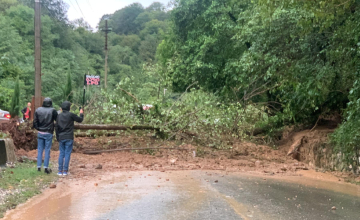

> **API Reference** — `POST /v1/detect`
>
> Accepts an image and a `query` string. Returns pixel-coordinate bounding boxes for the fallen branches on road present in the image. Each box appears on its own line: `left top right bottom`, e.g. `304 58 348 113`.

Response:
74 124 159 131
74 132 118 137
83 147 188 155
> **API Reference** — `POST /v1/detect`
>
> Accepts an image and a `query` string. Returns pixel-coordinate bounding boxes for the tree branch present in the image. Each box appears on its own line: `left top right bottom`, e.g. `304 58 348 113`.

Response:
164 81 198 124
118 87 140 103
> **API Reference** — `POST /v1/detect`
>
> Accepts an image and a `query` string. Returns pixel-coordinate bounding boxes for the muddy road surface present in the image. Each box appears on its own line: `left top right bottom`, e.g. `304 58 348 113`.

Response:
3 170 360 220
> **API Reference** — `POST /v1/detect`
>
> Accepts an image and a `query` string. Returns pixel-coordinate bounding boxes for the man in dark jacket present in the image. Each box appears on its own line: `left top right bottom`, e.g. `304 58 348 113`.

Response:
56 101 83 176
21 102 31 121
33 98 58 174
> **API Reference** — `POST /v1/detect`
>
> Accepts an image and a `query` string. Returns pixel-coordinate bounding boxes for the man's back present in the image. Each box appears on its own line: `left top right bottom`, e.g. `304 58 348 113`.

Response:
56 101 83 141
33 98 57 133
33 97 57 174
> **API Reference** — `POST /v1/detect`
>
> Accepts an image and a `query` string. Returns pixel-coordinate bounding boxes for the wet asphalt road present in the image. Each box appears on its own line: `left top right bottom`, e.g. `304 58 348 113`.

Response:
4 171 360 220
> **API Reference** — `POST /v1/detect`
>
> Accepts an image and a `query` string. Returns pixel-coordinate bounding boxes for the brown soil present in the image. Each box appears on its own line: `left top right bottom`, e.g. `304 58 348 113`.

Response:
16 132 313 180
274 125 360 184
277 126 336 168
11 125 359 184
0 119 37 151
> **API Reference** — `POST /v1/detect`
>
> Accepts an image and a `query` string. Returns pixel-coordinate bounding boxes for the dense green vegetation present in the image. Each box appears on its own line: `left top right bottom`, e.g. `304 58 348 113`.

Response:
1 0 360 167
9 76 20 117
0 0 169 109
157 0 360 166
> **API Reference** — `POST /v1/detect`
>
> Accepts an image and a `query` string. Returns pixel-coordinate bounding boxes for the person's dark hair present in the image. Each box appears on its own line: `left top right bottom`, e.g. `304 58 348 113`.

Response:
43 97 53 107
61 101 71 111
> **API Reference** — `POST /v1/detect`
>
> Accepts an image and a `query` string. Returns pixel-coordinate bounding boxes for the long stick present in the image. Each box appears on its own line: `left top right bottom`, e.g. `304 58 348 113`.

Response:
118 87 140 103
83 73 86 108
26 124 159 134
75 132 118 137
74 124 159 131
83 147 186 155
83 86 86 107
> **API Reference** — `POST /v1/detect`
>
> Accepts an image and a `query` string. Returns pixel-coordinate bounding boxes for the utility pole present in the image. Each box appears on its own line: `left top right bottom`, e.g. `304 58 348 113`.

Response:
83 73 86 108
102 20 111 89
34 0 42 111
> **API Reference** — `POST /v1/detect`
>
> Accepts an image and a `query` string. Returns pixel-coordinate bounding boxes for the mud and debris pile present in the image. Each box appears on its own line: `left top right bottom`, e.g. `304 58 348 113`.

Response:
0 119 37 151
12 125 359 183
16 131 310 180
277 126 349 171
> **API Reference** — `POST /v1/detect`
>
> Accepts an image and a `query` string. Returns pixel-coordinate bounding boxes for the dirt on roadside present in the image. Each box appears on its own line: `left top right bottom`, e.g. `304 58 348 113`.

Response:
15 132 311 180
13 126 359 185
0 119 37 151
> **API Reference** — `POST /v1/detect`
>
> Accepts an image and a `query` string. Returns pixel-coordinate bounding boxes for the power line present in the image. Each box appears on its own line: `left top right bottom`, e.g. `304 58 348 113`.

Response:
73 0 86 19
86 0 95 13
66 0 80 15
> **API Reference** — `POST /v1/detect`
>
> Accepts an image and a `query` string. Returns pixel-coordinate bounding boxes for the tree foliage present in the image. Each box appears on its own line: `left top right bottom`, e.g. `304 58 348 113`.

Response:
155 0 360 164
63 70 72 102
10 76 20 117
0 0 169 109
4 0 360 166
106 3 145 35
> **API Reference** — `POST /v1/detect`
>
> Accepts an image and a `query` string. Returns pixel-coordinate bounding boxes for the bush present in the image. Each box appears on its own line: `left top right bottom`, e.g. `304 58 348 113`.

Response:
331 71 360 171
9 77 20 118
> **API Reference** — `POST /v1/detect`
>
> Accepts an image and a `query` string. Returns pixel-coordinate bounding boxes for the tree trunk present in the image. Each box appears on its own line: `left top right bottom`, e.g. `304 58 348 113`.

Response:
83 147 186 155
74 124 159 131
75 132 118 137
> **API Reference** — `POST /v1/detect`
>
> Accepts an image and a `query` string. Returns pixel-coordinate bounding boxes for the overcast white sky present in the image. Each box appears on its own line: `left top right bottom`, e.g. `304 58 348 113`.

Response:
64 0 171 29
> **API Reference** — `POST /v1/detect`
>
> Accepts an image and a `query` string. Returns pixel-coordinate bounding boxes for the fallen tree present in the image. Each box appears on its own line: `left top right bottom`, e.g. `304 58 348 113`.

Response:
25 124 162 140
74 124 159 131
74 132 118 137
83 147 188 155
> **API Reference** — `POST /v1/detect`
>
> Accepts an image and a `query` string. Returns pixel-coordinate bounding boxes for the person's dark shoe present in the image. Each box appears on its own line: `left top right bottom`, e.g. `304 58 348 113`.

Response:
38 168 41 172
44 168 52 174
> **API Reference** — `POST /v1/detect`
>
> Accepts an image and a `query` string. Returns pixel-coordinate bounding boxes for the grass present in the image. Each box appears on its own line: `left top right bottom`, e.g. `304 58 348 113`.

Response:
0 132 8 139
0 161 57 218
344 177 360 186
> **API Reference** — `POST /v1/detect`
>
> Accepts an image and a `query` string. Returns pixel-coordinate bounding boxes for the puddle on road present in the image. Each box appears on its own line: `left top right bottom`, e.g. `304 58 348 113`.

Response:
164 172 208 220
4 171 247 220
3 170 360 220
220 195 251 220
3 183 74 220
190 171 269 220
3 172 157 220
245 171 360 197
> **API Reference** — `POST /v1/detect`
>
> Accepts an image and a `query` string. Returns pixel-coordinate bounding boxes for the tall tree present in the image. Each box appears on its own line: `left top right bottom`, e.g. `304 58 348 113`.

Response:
0 0 17 12
20 0 68 22
110 3 144 35
63 71 73 102
10 76 20 117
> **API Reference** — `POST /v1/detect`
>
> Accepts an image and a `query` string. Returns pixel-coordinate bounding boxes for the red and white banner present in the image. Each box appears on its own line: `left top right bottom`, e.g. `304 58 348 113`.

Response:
85 75 100 85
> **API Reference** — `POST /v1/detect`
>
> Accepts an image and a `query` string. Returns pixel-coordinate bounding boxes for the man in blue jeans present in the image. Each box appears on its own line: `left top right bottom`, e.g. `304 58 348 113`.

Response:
56 101 84 176
33 98 58 174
